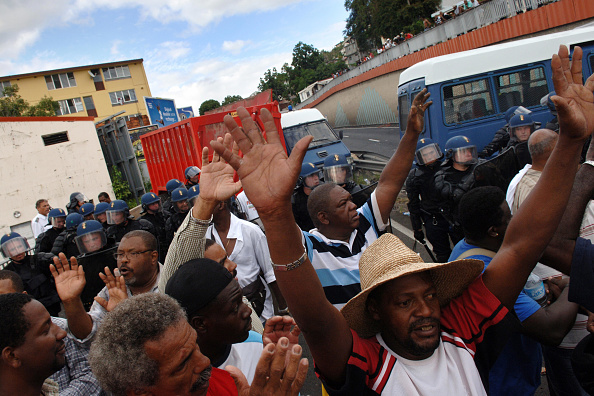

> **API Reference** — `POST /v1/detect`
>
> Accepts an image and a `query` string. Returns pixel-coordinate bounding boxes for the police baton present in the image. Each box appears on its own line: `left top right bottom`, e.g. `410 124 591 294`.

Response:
413 238 437 262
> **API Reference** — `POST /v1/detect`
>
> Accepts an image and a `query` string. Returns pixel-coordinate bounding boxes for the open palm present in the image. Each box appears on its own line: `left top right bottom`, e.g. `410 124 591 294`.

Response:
212 107 312 216
198 139 242 202
50 253 86 302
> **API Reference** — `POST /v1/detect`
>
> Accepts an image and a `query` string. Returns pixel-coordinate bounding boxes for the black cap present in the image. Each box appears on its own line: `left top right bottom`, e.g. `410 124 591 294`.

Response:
165 258 233 317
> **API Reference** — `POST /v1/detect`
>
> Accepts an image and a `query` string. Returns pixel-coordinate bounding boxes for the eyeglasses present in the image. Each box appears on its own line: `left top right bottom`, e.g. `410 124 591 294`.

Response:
113 250 153 261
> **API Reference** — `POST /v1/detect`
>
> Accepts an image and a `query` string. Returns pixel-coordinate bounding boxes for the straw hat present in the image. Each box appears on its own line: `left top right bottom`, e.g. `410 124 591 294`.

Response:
340 233 484 338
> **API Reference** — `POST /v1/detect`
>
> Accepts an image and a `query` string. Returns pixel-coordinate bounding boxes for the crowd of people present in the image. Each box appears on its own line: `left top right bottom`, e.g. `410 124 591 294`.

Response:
1 45 593 396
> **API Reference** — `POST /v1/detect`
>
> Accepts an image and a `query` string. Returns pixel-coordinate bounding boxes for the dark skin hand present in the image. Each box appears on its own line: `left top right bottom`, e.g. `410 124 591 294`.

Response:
212 90 432 384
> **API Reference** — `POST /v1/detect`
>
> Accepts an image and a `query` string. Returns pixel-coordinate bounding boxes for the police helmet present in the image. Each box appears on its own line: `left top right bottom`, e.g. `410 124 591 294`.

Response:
65 213 84 231
69 192 87 206
141 192 161 213
166 179 184 194
0 232 30 258
79 202 95 218
444 135 478 165
323 154 353 185
171 187 190 213
94 202 110 216
106 200 130 225
184 166 201 181
299 163 322 189
75 220 107 254
415 138 443 166
509 113 538 141
541 91 557 114
504 105 531 124
187 185 200 205
48 208 67 228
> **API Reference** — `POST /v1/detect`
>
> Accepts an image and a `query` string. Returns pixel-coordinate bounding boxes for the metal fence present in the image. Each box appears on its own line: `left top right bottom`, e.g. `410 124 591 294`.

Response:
296 0 559 109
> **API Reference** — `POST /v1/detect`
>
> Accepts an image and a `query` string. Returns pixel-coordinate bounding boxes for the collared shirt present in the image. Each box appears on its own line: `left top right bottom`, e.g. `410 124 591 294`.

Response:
49 317 103 395
32 213 51 238
302 191 388 310
207 214 276 320
160 210 264 334
72 266 162 345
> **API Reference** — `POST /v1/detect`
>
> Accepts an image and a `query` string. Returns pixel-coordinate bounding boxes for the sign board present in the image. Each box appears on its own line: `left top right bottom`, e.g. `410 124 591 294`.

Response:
143 97 179 127
177 106 195 120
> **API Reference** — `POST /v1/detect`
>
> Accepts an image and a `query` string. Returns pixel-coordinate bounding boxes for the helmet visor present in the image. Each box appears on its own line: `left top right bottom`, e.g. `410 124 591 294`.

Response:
106 210 126 225
303 171 322 189
186 166 201 179
452 146 478 165
75 231 107 254
174 200 190 213
416 144 442 165
323 165 353 185
1 237 30 258
51 217 66 229
511 125 533 142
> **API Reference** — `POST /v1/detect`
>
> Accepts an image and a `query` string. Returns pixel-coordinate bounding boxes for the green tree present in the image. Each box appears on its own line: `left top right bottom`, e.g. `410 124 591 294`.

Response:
258 66 291 102
109 166 133 204
199 99 221 115
0 84 59 117
345 0 377 54
221 95 243 106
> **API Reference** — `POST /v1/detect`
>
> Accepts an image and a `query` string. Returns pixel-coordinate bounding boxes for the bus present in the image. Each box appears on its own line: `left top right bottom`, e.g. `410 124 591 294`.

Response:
397 26 594 153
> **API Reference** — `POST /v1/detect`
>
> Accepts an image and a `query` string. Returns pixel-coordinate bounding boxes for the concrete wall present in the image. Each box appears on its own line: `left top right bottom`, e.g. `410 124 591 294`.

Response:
0 117 115 239
316 70 402 127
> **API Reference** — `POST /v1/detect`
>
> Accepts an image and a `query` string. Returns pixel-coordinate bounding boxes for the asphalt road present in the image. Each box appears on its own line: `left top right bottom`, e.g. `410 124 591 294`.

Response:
297 125 550 396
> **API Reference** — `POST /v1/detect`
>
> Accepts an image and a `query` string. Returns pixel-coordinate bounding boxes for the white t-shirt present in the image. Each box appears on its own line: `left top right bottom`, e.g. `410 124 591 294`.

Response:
217 331 263 385
207 214 276 320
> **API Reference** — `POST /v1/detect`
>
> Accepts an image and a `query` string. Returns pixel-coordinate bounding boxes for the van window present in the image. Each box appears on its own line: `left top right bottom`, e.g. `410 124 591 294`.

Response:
398 94 410 127
495 67 548 112
443 79 494 124
283 121 338 151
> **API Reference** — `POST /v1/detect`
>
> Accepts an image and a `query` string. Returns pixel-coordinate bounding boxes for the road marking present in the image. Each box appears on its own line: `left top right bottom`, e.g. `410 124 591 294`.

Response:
344 135 349 138
368 139 380 142
389 218 435 252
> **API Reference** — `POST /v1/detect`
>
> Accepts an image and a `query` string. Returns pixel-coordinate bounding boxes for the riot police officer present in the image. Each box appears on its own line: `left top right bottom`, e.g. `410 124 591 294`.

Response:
140 192 170 262
184 166 201 189
79 202 95 221
1 232 60 316
105 200 156 243
405 138 452 261
94 201 110 230
479 106 531 158
187 185 200 206
35 208 67 254
74 220 117 311
51 212 83 258
508 113 540 167
433 135 480 244
165 187 191 244
163 178 184 213
292 162 322 231
66 192 87 214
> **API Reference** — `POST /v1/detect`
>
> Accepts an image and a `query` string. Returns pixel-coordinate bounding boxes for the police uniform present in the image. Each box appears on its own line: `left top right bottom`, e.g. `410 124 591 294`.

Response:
35 227 63 254
292 187 315 232
142 210 171 262
106 218 157 243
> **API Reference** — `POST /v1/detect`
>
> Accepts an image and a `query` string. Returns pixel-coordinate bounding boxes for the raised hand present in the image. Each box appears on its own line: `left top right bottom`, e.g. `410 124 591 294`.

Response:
198 135 242 203
211 107 312 217
263 316 301 347
551 45 594 141
94 267 128 312
228 337 308 396
50 253 85 303
407 88 432 134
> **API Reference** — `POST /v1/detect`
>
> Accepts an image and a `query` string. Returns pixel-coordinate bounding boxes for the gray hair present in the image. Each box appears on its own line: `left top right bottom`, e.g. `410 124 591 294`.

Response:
89 293 186 396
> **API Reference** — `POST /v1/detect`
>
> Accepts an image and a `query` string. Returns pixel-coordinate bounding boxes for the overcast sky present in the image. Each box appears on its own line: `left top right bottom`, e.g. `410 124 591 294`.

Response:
0 0 348 110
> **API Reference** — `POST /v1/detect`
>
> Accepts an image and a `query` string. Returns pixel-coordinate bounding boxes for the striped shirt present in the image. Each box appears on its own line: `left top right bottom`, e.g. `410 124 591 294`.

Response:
302 191 387 310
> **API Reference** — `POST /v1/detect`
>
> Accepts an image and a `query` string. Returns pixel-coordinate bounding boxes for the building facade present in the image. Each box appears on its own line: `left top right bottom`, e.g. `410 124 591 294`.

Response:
0 60 152 127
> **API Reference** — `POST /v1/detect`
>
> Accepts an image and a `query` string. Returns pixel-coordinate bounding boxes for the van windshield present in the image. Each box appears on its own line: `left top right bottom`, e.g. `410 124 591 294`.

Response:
283 121 338 151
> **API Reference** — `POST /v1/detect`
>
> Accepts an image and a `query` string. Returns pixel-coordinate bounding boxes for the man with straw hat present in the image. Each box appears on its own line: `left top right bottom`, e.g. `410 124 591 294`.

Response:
212 44 594 395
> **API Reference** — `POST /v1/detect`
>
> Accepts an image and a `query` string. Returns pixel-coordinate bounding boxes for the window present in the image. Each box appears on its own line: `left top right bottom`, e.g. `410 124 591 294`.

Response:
398 94 410 127
495 67 548 112
443 79 494 124
42 131 69 146
56 98 84 115
45 72 76 90
109 89 137 105
102 65 131 80
0 81 11 97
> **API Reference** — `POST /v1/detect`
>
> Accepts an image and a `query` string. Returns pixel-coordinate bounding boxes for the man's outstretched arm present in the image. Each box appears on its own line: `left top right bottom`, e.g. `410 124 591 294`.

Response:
540 136 594 272
483 45 594 309
212 107 353 385
375 90 432 223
